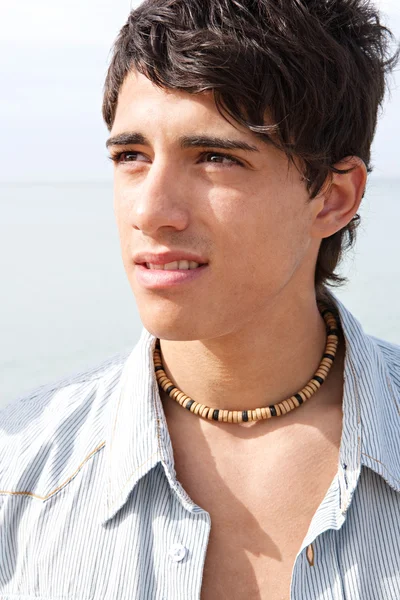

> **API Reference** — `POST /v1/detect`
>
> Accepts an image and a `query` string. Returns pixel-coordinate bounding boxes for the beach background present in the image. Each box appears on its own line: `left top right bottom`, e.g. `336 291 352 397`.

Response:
1 0 400 409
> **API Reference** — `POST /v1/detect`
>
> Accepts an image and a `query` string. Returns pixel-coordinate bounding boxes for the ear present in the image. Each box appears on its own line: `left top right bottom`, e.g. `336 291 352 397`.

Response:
311 156 367 240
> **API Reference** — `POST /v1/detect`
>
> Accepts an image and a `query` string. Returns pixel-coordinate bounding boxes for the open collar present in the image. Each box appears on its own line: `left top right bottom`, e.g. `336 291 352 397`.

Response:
100 293 400 525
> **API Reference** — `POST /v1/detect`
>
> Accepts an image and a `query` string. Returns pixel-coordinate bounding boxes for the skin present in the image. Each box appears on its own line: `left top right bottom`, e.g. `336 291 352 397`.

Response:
108 68 367 598
109 68 366 418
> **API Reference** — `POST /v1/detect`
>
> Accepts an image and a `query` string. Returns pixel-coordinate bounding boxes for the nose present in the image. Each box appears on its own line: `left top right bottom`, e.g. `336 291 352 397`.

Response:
129 159 190 235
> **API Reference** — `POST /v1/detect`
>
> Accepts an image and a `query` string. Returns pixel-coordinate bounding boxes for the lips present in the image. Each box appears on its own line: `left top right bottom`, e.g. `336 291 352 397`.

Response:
133 250 208 267
134 263 209 290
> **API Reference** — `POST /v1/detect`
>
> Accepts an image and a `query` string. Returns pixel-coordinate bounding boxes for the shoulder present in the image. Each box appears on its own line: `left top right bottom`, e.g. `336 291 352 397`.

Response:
0 348 131 499
369 334 400 371
367 334 400 396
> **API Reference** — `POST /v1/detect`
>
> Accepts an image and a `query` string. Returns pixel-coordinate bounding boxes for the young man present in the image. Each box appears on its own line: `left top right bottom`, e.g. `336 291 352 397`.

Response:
1 0 399 598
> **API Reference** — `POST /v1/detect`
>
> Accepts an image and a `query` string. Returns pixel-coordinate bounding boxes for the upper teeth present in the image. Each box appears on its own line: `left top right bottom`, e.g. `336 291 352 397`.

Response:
146 260 201 270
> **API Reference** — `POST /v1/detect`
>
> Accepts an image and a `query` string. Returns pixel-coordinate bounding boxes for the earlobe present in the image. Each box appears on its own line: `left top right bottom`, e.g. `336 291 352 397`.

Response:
312 156 367 239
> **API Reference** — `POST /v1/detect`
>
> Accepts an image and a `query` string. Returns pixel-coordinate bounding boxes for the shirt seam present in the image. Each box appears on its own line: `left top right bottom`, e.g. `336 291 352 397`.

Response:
0 441 106 500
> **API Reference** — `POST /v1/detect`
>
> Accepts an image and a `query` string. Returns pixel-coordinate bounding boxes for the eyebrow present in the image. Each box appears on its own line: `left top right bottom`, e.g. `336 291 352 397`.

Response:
105 132 260 153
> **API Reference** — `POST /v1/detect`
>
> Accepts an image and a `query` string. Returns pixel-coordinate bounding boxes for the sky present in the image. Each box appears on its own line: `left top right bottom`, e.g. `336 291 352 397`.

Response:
1 0 399 182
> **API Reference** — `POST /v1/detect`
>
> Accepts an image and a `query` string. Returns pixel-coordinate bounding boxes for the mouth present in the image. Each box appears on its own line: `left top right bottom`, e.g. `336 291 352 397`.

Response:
135 262 209 289
142 260 207 271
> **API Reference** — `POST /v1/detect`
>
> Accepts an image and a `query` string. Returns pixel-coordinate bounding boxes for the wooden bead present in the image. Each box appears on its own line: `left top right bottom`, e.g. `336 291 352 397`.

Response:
261 407 268 419
287 398 296 410
233 412 238 424
291 395 300 407
278 402 287 415
301 387 312 399
256 408 263 421
200 405 209 418
228 412 234 423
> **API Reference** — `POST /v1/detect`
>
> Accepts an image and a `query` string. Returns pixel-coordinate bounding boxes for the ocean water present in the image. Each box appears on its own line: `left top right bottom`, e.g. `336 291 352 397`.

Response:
1 178 399 409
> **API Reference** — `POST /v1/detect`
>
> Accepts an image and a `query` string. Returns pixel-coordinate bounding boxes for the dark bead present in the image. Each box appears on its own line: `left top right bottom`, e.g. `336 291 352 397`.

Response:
321 308 333 318
212 409 220 421
328 329 340 336
155 340 161 349
323 353 335 361
166 385 176 395
242 411 249 422
155 366 163 372
269 405 277 416
186 400 195 411
295 394 303 405
313 376 324 385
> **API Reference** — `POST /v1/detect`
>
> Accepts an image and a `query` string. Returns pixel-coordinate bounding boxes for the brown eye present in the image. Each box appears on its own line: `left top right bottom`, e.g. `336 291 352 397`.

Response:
199 152 243 167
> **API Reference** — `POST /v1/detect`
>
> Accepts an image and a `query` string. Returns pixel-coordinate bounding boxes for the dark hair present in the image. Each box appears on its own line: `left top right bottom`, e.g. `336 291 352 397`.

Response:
102 0 399 298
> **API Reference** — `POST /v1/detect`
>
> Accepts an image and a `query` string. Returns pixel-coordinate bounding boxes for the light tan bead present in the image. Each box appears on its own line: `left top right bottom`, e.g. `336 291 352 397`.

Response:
228 412 234 423
218 411 224 422
237 411 243 423
287 398 296 410
190 402 198 413
265 407 272 418
233 412 238 424
307 381 319 393
278 403 287 415
252 410 258 422
318 366 330 376
301 387 312 399
222 410 229 422
282 400 292 413
200 406 209 418
321 359 333 368
291 395 300 407
326 343 338 351
256 408 263 421
207 408 214 420
296 391 306 403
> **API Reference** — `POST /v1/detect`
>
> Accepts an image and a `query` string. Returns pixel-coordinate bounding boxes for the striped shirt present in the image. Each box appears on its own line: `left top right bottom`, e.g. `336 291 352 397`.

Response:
1 291 400 599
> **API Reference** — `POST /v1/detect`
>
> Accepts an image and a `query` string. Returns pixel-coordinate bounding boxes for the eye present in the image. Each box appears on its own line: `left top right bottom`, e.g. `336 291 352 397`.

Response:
198 151 244 167
108 151 147 164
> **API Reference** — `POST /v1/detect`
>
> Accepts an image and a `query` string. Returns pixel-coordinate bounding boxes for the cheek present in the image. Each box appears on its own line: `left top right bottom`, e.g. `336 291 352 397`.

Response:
210 195 312 309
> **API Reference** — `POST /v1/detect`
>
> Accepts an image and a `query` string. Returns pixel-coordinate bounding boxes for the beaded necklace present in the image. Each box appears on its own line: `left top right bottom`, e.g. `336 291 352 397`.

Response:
154 304 340 423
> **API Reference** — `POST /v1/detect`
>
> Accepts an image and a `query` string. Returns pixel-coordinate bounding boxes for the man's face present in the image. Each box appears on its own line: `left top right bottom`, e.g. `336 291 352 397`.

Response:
109 69 322 341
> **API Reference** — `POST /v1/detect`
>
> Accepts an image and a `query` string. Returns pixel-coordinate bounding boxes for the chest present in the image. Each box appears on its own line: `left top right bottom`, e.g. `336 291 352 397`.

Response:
168 415 343 599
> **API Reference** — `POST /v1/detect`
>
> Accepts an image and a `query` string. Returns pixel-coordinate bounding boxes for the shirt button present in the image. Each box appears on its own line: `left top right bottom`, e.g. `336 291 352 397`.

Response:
168 543 187 562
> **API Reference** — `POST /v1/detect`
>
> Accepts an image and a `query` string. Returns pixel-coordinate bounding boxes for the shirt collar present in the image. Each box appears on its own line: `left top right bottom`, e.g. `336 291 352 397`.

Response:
100 293 400 525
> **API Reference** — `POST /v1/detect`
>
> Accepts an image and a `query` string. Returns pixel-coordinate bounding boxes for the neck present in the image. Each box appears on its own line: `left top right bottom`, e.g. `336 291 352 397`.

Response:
158 292 342 416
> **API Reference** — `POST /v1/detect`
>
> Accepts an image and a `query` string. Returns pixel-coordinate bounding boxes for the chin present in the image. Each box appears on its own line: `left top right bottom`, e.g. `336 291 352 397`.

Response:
136 301 197 341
